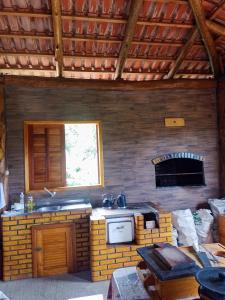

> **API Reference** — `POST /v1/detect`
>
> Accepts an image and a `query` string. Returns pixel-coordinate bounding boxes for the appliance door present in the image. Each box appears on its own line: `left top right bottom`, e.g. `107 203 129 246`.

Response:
107 218 134 244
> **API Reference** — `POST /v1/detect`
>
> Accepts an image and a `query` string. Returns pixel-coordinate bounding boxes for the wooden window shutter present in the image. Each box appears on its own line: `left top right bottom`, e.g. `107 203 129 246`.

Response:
28 124 66 190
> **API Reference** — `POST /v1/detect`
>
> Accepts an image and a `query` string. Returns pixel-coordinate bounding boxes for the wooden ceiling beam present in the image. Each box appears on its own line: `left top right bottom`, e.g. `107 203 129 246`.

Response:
114 0 144 80
206 20 225 37
0 33 202 47
188 0 220 78
4 76 217 90
209 1 225 20
0 33 53 40
51 0 63 77
0 52 208 64
0 11 194 29
167 28 198 79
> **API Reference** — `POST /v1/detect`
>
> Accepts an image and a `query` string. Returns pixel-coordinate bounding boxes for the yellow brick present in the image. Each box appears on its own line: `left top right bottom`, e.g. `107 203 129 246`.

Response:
92 275 108 281
124 261 136 267
4 240 18 246
19 219 34 225
100 259 115 265
159 228 166 233
18 258 31 264
4 220 17 226
3 236 10 242
90 220 99 225
123 251 137 257
3 230 17 236
91 250 100 256
4 260 18 266
159 223 168 228
107 263 123 270
91 234 105 241
10 235 26 241
160 232 172 238
108 253 122 259
51 216 66 221
159 218 166 223
151 233 159 238
159 213 171 218
99 240 106 245
91 230 98 235
98 229 105 235
10 245 26 251
90 240 99 246
100 248 115 255
67 215 81 220
91 271 100 277
5 251 18 257
18 249 32 255
35 218 50 223
91 261 100 267
166 217 172 222
18 229 30 235
91 224 105 230
98 219 106 224
167 237 172 242
115 246 130 253
144 238 152 244
116 257 130 263
20 268 32 274
18 239 31 245
2 226 10 231
92 264 107 271
55 211 70 216
151 228 159 233
91 245 106 251
101 269 113 276
11 254 26 260
92 254 107 261
152 237 167 243
10 225 26 230
5 270 19 276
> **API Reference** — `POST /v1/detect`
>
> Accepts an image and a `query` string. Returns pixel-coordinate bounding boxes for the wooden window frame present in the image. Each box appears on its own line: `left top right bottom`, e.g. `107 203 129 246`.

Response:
24 120 104 193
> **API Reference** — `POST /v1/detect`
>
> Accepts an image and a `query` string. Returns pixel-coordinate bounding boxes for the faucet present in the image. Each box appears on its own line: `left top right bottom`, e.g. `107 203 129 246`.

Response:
44 187 56 198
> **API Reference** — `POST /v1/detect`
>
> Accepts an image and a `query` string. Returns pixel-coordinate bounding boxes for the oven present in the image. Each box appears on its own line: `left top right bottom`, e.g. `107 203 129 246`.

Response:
106 216 134 244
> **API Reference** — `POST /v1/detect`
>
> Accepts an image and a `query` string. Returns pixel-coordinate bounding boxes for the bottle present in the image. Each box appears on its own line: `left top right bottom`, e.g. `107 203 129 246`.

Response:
19 192 24 204
27 195 35 211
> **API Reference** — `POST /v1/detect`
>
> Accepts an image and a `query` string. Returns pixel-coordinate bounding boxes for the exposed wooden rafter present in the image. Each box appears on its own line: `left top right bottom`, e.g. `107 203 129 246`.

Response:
51 0 63 77
188 0 220 78
114 0 144 80
0 11 193 29
206 20 225 38
209 1 225 20
166 28 199 79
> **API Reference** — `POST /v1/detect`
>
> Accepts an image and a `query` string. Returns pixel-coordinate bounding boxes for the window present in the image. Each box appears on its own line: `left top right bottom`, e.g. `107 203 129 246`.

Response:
24 121 104 192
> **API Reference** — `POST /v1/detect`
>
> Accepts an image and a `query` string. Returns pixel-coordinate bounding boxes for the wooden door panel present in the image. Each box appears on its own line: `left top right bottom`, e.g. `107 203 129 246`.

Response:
32 223 75 277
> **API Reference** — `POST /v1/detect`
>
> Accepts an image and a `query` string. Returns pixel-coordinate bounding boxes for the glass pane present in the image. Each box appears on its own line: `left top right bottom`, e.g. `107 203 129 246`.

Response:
65 123 99 187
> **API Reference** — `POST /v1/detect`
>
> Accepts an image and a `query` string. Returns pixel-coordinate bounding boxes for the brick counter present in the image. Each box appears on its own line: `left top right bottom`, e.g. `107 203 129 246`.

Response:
90 211 172 281
1 208 92 281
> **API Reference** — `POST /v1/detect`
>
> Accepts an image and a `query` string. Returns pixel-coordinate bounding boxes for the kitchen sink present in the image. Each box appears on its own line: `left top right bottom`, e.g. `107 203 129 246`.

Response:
36 205 61 212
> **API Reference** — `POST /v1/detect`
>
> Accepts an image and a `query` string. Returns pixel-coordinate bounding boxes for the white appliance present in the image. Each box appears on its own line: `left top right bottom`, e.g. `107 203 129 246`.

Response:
106 217 134 244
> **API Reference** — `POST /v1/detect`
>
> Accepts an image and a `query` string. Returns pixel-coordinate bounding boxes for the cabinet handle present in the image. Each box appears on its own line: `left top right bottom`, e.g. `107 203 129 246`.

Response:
35 247 42 252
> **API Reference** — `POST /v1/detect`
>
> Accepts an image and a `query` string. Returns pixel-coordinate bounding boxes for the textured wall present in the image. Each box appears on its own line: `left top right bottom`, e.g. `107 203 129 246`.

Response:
5 86 219 210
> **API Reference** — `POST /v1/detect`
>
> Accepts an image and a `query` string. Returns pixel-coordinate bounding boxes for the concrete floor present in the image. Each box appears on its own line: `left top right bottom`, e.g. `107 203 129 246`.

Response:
0 272 109 300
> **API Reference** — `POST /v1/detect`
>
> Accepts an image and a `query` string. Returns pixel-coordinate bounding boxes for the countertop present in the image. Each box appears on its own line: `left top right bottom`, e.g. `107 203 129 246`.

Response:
1 199 92 217
92 202 158 219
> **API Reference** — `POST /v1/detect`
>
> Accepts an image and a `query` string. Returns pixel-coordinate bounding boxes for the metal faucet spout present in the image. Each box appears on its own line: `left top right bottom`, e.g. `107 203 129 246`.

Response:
44 187 56 198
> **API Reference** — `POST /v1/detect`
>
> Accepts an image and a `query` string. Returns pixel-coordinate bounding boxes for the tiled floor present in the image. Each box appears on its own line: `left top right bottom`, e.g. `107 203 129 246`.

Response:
0 272 109 300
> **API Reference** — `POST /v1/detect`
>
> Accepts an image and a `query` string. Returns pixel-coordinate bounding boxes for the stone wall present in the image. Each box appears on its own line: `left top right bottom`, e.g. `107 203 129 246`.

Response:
5 86 219 210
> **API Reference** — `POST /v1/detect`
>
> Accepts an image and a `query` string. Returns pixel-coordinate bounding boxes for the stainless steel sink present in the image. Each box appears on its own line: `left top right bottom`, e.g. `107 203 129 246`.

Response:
36 205 61 212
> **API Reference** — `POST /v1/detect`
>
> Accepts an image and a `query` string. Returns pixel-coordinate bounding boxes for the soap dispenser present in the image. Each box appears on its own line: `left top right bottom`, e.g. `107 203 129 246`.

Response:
19 192 24 204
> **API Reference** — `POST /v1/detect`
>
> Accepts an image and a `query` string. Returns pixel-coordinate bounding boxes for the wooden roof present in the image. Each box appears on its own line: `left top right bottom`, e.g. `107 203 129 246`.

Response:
0 0 224 81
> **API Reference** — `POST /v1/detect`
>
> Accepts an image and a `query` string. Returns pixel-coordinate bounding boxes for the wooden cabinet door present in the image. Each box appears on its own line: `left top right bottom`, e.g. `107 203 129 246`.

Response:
32 223 76 277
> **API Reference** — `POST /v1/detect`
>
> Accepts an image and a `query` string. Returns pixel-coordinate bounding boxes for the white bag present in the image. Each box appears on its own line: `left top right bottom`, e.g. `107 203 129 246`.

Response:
208 198 225 217
172 227 178 246
193 209 214 244
172 209 199 246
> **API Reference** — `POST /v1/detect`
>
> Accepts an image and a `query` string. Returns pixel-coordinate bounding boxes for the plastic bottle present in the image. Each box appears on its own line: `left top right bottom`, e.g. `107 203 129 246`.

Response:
19 192 24 204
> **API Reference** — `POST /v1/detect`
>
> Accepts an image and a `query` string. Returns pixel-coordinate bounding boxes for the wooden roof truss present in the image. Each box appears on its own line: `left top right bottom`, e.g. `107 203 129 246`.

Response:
0 0 224 81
